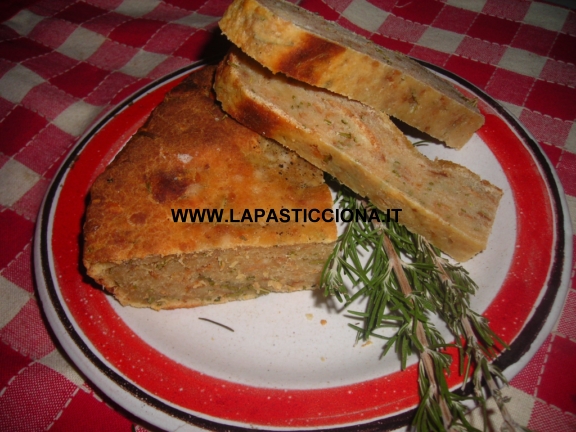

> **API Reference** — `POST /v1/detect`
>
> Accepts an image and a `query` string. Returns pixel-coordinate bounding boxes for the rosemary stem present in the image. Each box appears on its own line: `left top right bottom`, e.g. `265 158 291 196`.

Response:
322 191 526 432
376 216 454 431
461 318 522 432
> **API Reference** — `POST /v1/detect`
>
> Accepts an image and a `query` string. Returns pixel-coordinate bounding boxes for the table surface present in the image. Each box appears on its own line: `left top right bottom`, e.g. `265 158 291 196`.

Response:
0 0 575 431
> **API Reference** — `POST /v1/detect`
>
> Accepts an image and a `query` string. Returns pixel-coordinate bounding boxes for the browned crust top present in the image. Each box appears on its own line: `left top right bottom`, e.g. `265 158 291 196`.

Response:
219 0 484 149
83 66 336 266
275 33 347 83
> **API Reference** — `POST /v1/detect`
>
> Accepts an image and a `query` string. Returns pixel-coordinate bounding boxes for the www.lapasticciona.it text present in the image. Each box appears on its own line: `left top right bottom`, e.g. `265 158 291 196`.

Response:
171 208 401 224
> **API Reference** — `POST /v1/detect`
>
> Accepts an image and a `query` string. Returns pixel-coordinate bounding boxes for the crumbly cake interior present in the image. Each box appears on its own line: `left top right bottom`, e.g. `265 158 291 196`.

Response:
214 51 502 261
218 0 484 148
93 242 332 310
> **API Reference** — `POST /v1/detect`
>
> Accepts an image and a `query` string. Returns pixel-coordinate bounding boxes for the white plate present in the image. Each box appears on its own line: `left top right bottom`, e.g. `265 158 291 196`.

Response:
34 59 573 431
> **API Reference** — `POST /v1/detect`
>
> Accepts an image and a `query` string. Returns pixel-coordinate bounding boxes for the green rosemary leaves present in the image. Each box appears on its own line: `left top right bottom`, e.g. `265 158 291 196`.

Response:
321 187 524 432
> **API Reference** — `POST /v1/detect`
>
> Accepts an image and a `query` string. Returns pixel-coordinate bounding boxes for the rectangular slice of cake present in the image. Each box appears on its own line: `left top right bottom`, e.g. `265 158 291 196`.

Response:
214 50 502 262
218 0 484 149
83 66 337 310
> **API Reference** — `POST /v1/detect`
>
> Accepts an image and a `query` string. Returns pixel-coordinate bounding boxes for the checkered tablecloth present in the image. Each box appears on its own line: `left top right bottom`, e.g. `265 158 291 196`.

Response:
0 0 574 431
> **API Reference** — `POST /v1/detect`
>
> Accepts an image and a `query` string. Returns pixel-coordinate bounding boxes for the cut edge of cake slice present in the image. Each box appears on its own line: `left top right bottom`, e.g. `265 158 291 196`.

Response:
214 50 502 262
218 0 484 149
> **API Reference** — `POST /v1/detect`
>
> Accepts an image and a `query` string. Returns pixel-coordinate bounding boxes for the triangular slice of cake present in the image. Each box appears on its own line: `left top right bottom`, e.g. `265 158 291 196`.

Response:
83 66 337 310
214 50 502 262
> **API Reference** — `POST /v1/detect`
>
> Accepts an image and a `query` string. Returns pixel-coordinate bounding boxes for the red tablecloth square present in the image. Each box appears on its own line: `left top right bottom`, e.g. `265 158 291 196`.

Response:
0 342 30 391
49 62 109 99
0 38 51 63
0 96 14 119
28 0 80 17
456 36 507 64
15 124 75 176
147 56 191 81
22 51 78 80
83 71 137 106
28 17 78 50
0 299 55 359
433 5 477 34
391 0 443 26
48 389 134 432
21 82 77 121
445 55 497 88
524 79 576 122
87 39 138 71
164 0 209 12
87 0 123 10
555 150 576 197
518 109 573 147
174 28 214 61
483 0 531 22
468 14 520 46
143 2 192 21
409 45 449 67
144 23 198 55
0 243 34 294
0 106 47 156
528 400 576 432
2 299 48 357
43 139 76 180
535 335 576 414
511 24 557 56
538 142 564 167
549 32 576 64
53 1 107 24
0 59 13 79
510 334 551 395
12 176 50 221
556 289 576 341
562 10 576 34
572 238 576 288
370 33 414 54
82 11 131 38
0 362 77 432
540 58 576 88
198 0 237 16
378 14 427 43
0 24 18 40
485 68 535 105
111 77 151 105
108 18 166 49
299 0 340 21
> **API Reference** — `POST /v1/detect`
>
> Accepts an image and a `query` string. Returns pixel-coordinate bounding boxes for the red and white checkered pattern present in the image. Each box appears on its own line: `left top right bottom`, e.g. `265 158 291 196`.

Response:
1 0 574 430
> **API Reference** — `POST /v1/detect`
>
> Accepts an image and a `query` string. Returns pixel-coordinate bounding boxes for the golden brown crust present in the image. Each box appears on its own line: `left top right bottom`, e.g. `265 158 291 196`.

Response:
83 66 337 302
219 0 484 149
214 51 502 262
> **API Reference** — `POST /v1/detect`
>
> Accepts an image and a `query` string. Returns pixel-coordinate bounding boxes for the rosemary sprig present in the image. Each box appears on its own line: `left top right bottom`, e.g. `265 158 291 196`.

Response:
320 187 526 432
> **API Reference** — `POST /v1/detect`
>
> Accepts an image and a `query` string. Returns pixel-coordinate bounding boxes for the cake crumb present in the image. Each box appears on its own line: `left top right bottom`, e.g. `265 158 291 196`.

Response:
320 319 327 326
305 313 313 321
177 153 193 163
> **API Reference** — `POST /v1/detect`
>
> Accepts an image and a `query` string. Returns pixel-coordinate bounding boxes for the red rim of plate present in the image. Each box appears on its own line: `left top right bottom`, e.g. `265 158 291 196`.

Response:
35 58 570 431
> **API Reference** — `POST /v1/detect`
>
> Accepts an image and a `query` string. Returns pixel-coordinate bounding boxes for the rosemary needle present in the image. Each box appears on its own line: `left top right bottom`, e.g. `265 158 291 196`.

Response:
198 317 235 332
321 186 526 432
